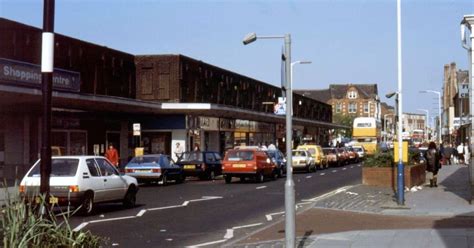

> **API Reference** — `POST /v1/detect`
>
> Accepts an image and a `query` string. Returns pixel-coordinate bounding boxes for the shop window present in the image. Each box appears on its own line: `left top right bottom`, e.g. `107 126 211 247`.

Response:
348 103 357 113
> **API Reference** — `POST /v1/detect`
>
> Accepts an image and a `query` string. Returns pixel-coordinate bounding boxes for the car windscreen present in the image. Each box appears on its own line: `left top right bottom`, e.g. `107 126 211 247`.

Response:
179 152 203 162
130 156 161 164
226 151 254 161
292 151 306 157
353 147 363 152
28 159 79 177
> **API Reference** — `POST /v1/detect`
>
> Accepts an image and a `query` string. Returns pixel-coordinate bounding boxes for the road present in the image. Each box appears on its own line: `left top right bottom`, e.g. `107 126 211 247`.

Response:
69 163 362 247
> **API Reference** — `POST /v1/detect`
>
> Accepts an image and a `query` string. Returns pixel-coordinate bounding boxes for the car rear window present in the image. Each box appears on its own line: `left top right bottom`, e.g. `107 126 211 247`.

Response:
130 156 161 164
226 151 254 161
307 148 316 155
292 151 306 156
179 152 203 162
28 159 79 177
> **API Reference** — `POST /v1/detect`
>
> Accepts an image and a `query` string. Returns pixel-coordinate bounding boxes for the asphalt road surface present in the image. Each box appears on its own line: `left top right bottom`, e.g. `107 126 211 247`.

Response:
69 163 362 247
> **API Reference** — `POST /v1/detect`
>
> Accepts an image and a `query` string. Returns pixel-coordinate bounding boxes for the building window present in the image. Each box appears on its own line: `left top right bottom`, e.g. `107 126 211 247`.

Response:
348 91 358 99
335 103 342 113
349 102 357 113
364 103 369 113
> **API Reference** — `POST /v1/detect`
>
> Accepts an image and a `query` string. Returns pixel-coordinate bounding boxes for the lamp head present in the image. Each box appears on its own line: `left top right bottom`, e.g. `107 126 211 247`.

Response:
243 32 257 45
385 92 397 99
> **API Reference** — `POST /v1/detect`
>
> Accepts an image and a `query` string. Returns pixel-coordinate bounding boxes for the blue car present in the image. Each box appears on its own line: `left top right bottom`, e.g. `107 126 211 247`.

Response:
266 149 286 178
125 154 184 185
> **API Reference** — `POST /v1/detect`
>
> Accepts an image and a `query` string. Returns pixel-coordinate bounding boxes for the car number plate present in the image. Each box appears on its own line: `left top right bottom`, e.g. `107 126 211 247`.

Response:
49 196 58 204
137 169 152 173
232 164 246 168
184 165 195 169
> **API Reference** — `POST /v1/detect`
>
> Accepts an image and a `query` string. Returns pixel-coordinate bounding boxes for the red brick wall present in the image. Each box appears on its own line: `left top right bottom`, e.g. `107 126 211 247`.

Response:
362 164 426 189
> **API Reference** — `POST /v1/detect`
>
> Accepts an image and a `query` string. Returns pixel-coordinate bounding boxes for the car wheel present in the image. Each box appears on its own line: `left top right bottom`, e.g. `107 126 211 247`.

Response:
306 164 312 173
255 171 264 183
224 175 232 184
277 168 283 178
271 170 278 180
161 173 168 186
79 192 94 216
123 186 137 209
208 170 216 180
240 176 246 182
176 174 185 184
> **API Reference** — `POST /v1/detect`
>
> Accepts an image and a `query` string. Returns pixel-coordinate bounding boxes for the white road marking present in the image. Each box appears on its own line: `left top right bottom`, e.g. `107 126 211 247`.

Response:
351 166 354 168
136 209 147 217
332 170 337 173
182 201 190 206
342 168 347 170
358 164 361 167
186 239 227 247
73 222 89 232
302 185 354 202
160 229 167 232
148 205 184 211
89 215 136 224
320 173 325 176
306 176 312 179
233 223 263 230
224 229 234 239
256 186 267 190
265 211 285 221
166 238 173 241
346 191 358 196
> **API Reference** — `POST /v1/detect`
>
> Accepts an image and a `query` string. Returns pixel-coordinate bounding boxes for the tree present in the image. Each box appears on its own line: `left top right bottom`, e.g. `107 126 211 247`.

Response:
332 113 356 138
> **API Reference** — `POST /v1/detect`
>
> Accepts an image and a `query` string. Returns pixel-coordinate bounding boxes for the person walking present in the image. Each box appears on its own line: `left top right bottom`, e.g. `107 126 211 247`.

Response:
464 142 470 165
457 143 465 164
425 142 441 188
105 143 120 167
442 144 453 165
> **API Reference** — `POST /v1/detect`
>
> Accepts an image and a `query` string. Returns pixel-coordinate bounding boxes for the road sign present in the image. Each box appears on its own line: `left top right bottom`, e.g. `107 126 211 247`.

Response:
274 97 286 115
459 83 469 98
133 123 141 136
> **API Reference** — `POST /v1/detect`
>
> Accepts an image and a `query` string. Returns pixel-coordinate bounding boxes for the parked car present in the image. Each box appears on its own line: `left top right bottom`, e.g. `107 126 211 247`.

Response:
175 151 222 180
344 146 359 163
266 149 286 177
336 148 350 165
125 154 184 185
222 149 276 183
296 145 328 169
322 148 342 167
20 156 139 215
291 150 316 172
352 145 366 160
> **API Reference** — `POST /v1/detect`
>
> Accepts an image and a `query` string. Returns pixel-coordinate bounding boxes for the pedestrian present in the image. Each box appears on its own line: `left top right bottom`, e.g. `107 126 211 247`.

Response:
442 144 453 165
453 143 459 164
457 143 465 164
425 141 441 187
175 142 184 159
268 143 277 150
194 143 201 151
464 142 470 165
105 143 120 167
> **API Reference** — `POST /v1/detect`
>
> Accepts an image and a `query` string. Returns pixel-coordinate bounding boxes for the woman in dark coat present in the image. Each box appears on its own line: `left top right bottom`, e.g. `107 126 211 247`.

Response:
426 142 441 187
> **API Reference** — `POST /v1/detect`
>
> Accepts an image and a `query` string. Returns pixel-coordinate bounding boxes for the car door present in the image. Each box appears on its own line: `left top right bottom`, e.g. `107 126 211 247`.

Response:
205 153 216 173
213 153 223 175
84 159 106 201
95 158 127 201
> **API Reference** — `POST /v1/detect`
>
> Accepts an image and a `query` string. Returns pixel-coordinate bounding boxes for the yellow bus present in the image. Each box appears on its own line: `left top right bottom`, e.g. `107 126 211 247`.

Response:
352 117 381 155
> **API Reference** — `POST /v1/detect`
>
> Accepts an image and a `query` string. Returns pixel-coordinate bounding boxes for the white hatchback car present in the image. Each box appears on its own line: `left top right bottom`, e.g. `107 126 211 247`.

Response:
20 156 139 215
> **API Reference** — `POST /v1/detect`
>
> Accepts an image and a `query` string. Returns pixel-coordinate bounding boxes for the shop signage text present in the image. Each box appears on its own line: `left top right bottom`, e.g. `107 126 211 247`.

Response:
459 84 469 99
0 58 80 92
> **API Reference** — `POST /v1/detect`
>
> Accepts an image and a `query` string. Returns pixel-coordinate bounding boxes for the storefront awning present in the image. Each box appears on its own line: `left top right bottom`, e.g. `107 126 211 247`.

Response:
0 84 348 130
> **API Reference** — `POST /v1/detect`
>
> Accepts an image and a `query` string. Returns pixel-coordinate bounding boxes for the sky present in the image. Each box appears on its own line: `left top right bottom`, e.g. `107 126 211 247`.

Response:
1 0 474 118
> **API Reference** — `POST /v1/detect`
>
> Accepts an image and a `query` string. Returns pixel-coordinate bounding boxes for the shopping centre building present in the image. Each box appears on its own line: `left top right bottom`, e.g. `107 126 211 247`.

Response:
0 18 344 181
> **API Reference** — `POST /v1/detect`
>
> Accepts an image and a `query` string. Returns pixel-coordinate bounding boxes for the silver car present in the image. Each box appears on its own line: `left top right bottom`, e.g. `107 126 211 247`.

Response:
291 150 316 172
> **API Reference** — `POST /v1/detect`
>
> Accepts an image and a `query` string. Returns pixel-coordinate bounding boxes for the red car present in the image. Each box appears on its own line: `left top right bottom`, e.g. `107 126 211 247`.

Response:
222 149 276 183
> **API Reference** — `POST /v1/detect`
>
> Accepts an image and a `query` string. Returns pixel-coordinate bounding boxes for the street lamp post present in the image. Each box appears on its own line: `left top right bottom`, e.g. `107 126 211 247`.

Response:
243 33 296 247
40 0 55 197
461 15 474 204
396 0 404 205
420 90 442 144
417 109 429 142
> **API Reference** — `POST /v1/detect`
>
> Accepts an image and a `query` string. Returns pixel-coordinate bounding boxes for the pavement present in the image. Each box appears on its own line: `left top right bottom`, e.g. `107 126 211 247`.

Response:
231 163 474 248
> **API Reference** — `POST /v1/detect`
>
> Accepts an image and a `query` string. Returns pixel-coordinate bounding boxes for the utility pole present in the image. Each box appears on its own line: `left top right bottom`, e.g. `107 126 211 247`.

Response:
40 0 55 196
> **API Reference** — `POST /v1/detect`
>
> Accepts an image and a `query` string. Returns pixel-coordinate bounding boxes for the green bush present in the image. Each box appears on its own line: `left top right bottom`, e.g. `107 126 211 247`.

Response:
363 151 394 167
1 189 104 247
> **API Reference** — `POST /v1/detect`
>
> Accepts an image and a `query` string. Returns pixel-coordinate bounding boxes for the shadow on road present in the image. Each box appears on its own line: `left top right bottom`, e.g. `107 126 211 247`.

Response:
439 165 471 202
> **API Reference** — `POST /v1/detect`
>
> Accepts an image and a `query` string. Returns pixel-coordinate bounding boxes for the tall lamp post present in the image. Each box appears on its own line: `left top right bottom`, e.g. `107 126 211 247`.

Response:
417 109 429 142
461 15 474 204
420 90 442 144
243 32 296 247
40 0 55 197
